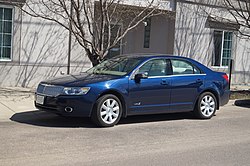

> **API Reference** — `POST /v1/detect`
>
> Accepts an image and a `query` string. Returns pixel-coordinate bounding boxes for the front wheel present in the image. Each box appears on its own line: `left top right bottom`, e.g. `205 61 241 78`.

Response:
91 94 122 127
194 92 217 119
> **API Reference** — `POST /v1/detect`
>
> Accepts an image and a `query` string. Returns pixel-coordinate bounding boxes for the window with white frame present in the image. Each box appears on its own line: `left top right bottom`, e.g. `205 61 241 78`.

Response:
212 30 233 67
0 7 13 61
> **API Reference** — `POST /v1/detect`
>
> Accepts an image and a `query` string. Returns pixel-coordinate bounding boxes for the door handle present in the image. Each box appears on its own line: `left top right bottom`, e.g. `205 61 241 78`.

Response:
196 79 202 83
161 79 169 85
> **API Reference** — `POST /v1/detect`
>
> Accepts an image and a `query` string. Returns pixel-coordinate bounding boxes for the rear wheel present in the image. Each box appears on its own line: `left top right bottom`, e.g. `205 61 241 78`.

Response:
194 92 217 119
91 94 122 127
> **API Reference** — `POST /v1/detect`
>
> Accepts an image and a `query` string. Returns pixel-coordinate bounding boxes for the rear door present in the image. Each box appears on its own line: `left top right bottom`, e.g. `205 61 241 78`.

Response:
170 59 205 112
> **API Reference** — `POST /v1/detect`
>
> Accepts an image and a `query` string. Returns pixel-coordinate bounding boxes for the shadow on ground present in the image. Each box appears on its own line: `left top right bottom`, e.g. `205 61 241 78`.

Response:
234 99 250 108
10 111 95 128
10 110 196 128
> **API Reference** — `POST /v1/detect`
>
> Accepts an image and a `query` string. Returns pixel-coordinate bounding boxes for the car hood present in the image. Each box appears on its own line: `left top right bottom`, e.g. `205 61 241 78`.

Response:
40 72 121 86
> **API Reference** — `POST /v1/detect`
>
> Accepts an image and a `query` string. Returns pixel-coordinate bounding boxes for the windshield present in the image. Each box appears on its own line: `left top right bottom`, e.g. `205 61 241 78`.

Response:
87 57 142 76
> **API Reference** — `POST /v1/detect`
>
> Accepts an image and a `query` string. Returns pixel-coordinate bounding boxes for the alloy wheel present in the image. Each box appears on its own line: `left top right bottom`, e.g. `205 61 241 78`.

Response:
100 98 120 124
200 95 215 117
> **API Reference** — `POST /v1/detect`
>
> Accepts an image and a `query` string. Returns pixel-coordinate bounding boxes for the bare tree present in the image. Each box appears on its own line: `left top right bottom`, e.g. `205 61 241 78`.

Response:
223 0 250 37
19 0 170 66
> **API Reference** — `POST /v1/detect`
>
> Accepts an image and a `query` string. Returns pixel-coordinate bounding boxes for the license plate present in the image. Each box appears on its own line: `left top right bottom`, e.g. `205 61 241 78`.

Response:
36 95 45 105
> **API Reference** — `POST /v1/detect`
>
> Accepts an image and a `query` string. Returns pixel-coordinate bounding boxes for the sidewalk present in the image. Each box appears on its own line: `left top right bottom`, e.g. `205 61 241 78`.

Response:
231 85 250 91
0 87 36 121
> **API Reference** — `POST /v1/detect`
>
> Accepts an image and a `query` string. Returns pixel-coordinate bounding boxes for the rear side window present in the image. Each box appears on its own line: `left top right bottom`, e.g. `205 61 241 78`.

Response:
171 59 201 75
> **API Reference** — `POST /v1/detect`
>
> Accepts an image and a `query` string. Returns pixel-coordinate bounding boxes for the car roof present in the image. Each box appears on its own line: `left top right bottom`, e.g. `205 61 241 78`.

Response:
116 53 192 60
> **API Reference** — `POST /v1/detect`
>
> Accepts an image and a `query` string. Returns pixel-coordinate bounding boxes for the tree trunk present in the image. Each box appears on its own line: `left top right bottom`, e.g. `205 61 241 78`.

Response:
86 50 100 66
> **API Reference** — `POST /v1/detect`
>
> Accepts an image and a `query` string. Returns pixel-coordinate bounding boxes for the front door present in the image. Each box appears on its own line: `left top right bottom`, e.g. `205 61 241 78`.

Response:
128 58 172 115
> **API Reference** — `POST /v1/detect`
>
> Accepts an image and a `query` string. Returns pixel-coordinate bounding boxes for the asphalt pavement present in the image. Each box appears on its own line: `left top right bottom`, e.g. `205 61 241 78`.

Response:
0 87 250 166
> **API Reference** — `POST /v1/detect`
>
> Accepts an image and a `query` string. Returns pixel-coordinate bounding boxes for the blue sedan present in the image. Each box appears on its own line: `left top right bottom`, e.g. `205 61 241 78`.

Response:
35 54 230 127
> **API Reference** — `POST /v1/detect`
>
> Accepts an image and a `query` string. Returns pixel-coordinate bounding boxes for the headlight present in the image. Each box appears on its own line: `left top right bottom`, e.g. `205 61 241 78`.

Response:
63 87 90 95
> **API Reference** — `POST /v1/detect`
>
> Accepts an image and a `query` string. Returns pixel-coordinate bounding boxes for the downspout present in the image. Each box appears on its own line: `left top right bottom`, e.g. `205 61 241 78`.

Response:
67 0 73 75
172 0 177 11
170 0 177 54
19 6 23 65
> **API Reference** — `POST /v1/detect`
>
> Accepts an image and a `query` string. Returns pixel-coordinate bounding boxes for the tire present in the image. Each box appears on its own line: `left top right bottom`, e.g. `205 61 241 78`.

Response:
194 92 217 119
91 94 122 127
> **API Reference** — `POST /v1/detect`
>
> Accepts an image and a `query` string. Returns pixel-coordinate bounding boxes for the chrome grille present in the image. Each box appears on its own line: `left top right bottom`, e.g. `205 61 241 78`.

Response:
37 84 64 96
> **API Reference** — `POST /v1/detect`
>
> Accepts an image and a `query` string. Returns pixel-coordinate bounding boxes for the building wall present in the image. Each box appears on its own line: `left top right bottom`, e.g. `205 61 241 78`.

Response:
0 1 175 88
174 2 250 85
233 36 250 84
0 1 249 87
123 15 175 55
0 5 91 88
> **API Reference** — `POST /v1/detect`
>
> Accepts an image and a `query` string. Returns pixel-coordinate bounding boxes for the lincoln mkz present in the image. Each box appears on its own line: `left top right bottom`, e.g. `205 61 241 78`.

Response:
35 54 230 127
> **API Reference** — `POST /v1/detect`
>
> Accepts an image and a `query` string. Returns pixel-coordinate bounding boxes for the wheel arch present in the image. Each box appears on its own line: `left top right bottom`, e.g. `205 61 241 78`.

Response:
196 89 220 110
96 90 127 117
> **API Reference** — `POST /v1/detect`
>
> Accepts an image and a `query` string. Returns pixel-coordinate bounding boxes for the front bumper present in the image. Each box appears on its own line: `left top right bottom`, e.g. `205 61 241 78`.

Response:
35 94 94 117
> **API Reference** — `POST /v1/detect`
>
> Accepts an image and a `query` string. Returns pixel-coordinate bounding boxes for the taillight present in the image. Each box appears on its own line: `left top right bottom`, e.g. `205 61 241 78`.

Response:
222 74 229 82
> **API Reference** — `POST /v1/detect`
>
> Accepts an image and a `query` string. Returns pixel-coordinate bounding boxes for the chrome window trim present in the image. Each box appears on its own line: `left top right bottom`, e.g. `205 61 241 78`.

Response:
147 74 207 79
129 57 206 80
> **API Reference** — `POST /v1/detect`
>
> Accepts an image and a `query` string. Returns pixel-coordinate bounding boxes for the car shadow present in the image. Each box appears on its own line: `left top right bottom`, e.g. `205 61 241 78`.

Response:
10 111 96 128
234 99 250 108
10 110 196 128
119 112 196 125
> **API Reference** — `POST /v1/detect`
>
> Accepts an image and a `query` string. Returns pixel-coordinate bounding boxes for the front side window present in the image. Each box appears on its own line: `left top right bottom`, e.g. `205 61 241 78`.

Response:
171 59 201 75
138 59 170 77
212 30 233 67
0 7 13 61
